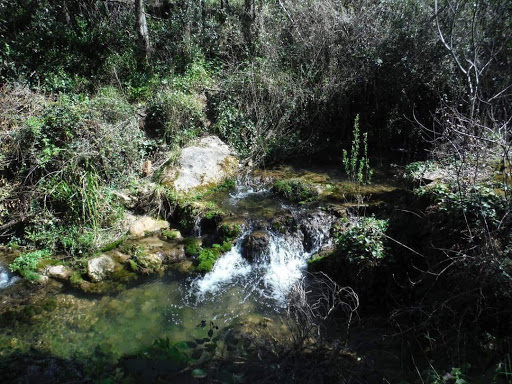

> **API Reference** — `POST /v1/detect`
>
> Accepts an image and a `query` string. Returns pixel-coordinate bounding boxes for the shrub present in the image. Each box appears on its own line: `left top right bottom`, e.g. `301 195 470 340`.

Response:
342 115 372 185
336 216 388 265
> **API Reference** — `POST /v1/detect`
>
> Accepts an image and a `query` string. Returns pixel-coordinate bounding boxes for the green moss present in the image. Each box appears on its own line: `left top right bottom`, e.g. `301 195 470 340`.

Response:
197 247 221 272
184 238 201 257
195 241 232 272
272 178 318 204
70 271 83 286
100 237 126 252
161 229 178 240
128 259 138 272
218 223 241 242
110 267 137 283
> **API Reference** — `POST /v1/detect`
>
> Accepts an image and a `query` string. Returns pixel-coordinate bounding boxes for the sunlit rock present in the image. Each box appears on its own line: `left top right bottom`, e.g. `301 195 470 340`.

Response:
129 216 169 238
87 255 116 282
46 265 72 281
159 135 238 194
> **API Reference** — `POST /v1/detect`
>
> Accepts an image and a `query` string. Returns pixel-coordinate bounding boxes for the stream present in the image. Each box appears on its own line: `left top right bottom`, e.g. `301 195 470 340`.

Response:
0 175 339 368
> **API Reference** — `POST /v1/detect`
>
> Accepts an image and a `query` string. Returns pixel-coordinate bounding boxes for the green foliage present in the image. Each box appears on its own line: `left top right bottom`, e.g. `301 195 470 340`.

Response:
336 217 388 265
151 337 190 364
416 184 508 231
161 229 178 240
69 271 83 286
196 242 232 272
184 238 201 257
212 100 257 157
218 223 241 242
9 249 50 280
342 115 372 185
403 160 438 182
272 179 318 204
146 89 207 149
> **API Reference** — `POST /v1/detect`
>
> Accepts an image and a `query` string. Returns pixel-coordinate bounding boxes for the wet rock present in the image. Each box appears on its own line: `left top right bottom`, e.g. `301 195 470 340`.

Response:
112 250 131 264
298 211 335 252
46 265 72 281
87 255 116 282
241 231 270 262
161 243 185 263
135 253 162 273
159 135 238 194
129 216 169 238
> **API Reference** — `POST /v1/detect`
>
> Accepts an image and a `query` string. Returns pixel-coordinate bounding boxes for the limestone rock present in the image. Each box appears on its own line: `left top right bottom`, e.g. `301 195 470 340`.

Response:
161 243 185 263
160 135 238 194
242 231 270 262
88 255 116 282
47 265 72 281
135 253 162 273
129 216 169 238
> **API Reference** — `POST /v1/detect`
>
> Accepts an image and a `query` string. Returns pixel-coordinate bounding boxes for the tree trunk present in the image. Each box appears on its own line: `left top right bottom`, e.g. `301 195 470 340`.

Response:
242 0 255 52
135 0 151 66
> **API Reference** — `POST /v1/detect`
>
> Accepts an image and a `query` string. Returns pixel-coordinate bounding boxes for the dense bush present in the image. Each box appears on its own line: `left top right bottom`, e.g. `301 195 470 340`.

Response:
336 216 388 266
0 89 143 255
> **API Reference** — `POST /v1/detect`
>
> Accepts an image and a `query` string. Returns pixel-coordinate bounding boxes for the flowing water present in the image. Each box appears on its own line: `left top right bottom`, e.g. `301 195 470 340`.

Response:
0 181 335 365
0 264 17 290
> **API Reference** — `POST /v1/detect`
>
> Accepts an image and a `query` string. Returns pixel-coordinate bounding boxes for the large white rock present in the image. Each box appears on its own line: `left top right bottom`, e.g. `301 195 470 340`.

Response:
129 216 170 237
160 136 238 193
87 255 116 282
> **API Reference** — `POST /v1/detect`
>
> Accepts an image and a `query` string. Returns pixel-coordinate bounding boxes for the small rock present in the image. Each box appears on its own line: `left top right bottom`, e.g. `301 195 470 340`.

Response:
88 255 116 282
47 265 72 281
113 250 131 264
129 216 170 238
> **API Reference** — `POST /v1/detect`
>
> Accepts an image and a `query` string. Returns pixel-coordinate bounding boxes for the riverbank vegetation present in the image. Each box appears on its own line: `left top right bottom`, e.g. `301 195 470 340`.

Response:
1 0 511 382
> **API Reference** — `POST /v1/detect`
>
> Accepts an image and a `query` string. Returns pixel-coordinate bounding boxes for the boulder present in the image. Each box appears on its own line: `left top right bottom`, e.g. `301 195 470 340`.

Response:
88 255 116 282
241 231 270 262
160 136 238 194
46 265 72 281
129 216 169 238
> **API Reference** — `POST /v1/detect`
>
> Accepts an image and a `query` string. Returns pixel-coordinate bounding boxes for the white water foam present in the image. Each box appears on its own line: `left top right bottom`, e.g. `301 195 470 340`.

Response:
228 184 266 201
0 265 18 289
194 239 252 298
193 229 324 306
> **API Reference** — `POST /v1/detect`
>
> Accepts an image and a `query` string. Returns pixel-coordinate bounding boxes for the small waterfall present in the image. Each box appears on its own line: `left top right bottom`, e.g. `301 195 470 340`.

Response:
0 264 18 290
194 232 253 298
193 214 333 305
